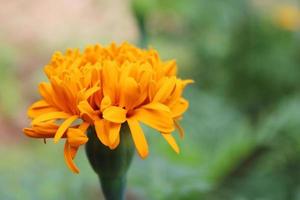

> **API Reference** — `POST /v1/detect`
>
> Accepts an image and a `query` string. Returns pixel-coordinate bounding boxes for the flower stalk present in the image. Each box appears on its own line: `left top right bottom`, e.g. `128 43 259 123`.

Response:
85 123 134 200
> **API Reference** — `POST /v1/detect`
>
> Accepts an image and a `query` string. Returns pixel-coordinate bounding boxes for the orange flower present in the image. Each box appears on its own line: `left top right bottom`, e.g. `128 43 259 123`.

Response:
24 42 193 173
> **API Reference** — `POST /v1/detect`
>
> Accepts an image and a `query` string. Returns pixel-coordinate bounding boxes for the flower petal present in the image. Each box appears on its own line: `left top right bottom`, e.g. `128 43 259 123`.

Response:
27 100 58 118
31 111 71 125
54 115 78 143
175 120 185 138
171 98 189 118
78 101 99 121
94 119 109 146
127 118 149 158
100 96 112 111
161 133 180 154
153 76 176 102
133 103 174 132
103 106 127 123
64 141 80 174
108 123 121 149
67 128 88 147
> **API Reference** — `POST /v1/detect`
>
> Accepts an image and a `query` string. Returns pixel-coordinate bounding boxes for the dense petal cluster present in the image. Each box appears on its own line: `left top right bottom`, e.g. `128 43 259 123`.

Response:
24 42 193 173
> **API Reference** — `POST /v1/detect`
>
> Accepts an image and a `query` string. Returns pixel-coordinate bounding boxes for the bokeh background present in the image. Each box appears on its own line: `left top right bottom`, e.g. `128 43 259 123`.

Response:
1 0 300 199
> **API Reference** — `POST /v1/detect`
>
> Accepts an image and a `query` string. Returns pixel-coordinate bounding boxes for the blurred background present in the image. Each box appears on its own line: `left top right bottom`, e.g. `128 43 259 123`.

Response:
1 0 300 199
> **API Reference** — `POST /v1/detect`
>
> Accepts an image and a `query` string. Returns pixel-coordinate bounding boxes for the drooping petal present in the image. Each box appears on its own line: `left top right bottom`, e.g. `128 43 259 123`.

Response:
133 103 174 133
54 115 78 143
161 133 180 154
127 118 149 158
103 106 127 123
64 141 80 174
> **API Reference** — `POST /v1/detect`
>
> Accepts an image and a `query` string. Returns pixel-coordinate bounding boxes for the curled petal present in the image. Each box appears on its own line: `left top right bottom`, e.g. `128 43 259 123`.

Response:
54 115 78 143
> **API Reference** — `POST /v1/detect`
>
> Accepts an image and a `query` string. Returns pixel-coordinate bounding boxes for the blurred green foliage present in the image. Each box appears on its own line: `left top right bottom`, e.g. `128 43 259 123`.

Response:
1 0 300 199
0 41 21 117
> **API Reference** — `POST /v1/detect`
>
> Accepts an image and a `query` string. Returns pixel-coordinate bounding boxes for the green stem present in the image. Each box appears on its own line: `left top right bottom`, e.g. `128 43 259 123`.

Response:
85 123 134 200
100 177 126 200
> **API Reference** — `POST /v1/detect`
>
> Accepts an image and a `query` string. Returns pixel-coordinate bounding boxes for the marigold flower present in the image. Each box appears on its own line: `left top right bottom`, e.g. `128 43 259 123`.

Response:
24 42 193 173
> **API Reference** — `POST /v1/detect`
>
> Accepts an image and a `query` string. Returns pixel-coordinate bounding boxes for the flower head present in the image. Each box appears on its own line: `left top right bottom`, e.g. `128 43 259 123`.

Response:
24 42 193 173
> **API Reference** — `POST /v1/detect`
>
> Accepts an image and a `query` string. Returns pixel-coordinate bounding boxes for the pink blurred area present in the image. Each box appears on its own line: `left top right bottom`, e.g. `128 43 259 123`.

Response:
0 0 139 141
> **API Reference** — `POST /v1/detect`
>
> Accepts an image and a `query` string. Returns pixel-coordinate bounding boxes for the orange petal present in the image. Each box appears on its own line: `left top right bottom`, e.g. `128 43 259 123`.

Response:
133 103 174 133
54 115 78 143
94 119 109 146
127 118 149 158
100 96 112 111
170 98 189 118
31 111 71 125
103 106 127 123
78 122 90 133
83 86 100 100
67 128 88 147
27 100 58 118
153 77 176 102
64 141 80 174
108 123 121 149
78 101 99 121
119 77 140 109
161 133 180 154
175 120 185 138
